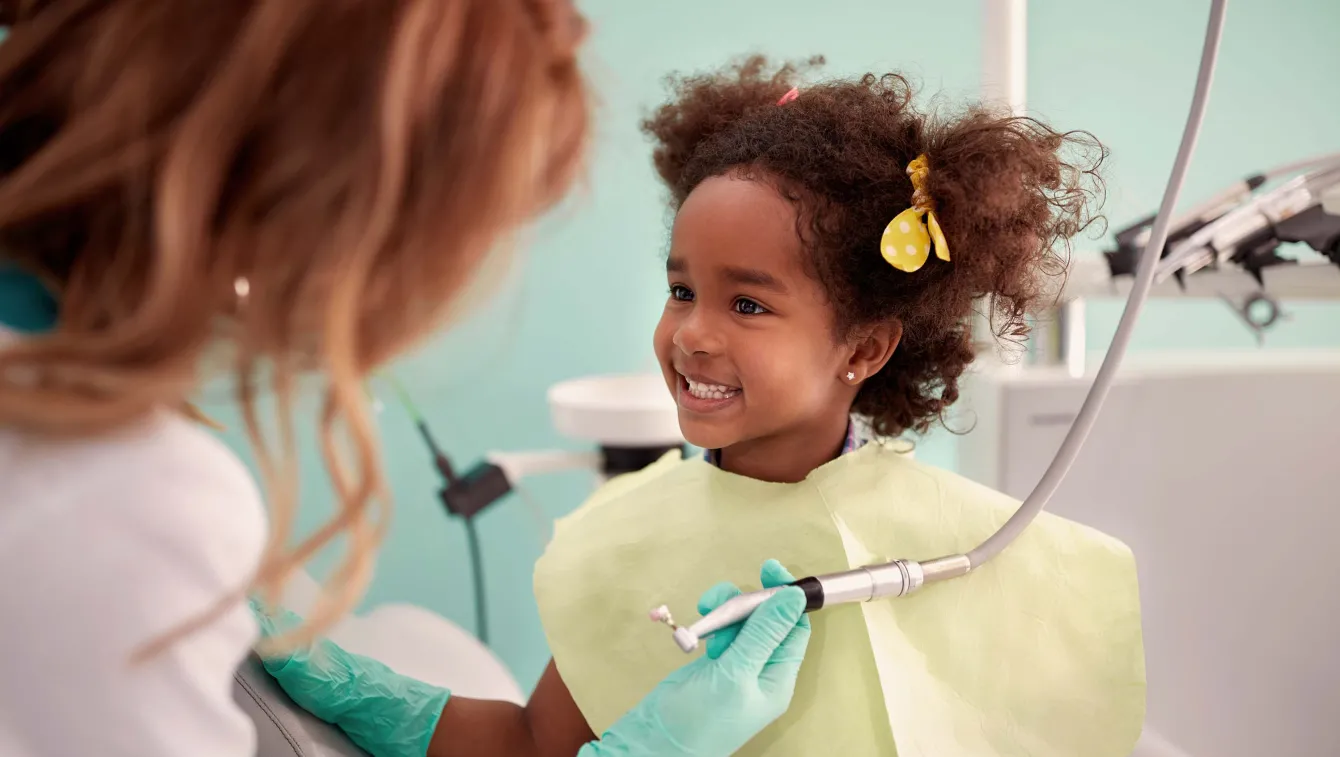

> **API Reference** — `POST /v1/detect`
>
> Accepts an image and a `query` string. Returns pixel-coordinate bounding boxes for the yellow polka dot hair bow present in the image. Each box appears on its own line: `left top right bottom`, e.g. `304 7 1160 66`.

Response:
880 155 950 273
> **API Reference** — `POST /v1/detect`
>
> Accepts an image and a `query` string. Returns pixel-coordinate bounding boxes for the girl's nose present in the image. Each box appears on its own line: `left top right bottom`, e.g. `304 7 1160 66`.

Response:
672 309 722 355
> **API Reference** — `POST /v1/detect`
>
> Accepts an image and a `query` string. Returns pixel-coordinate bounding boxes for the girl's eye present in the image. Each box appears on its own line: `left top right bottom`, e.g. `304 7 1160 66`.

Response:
669 284 694 302
733 298 768 316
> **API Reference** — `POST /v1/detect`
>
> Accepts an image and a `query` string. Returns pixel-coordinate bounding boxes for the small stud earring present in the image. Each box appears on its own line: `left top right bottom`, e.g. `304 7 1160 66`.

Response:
846 371 856 382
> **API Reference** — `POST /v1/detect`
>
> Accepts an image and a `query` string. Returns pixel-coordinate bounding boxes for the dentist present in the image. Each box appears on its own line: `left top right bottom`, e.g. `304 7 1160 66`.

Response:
0 1 810 755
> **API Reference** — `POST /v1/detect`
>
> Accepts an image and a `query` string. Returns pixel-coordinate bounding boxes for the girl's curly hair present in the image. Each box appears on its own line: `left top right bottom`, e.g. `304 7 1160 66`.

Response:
643 56 1106 436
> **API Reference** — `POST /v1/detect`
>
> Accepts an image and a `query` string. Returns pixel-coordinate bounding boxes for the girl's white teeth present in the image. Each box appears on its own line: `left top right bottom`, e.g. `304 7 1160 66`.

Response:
686 378 740 400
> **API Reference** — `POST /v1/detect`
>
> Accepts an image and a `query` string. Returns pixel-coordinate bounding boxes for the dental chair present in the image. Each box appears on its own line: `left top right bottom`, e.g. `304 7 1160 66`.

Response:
235 655 369 757
235 569 524 756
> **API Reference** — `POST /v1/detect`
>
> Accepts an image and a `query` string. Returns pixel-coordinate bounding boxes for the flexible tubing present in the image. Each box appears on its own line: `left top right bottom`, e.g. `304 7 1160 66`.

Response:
965 0 1229 568
1262 151 1340 182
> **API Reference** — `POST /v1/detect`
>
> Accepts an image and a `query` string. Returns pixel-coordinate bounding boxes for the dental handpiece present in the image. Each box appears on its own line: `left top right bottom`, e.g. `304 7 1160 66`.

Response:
653 555 970 653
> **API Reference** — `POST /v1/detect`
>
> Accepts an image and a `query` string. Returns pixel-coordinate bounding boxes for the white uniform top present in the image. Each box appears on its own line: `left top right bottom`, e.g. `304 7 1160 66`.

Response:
0 326 265 755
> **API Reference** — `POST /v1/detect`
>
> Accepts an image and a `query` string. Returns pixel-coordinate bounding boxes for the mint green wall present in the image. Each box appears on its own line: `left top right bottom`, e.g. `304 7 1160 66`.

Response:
200 0 1340 693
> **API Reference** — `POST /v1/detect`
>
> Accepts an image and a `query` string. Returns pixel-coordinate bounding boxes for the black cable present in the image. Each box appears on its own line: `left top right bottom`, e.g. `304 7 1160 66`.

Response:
417 420 458 485
463 516 488 645
380 374 492 646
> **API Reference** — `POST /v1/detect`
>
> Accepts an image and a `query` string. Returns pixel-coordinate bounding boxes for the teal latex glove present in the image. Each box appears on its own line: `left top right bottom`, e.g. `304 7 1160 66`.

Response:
697 559 800 662
579 559 811 757
250 599 450 757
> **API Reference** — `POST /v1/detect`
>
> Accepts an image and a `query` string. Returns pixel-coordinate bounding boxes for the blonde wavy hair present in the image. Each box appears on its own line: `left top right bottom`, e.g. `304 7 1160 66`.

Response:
0 0 589 652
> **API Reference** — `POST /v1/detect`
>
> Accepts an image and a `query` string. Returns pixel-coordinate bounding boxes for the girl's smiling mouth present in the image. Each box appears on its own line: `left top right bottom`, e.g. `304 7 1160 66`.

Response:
676 372 742 413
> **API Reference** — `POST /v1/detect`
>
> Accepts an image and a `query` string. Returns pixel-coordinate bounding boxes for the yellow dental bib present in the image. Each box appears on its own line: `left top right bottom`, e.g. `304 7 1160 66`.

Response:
534 442 1145 757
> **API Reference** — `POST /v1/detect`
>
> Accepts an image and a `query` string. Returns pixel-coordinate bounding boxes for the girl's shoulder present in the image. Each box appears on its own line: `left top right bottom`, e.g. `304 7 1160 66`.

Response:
818 443 1135 561
549 448 691 538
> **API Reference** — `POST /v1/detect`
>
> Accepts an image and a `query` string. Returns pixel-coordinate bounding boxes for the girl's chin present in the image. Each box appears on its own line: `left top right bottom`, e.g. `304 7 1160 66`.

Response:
677 418 740 452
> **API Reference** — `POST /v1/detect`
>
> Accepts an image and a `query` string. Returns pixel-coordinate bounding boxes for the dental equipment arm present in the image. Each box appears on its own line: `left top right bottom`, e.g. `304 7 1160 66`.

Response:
1085 155 1340 344
1154 163 1340 284
1104 150 1340 280
660 0 1229 654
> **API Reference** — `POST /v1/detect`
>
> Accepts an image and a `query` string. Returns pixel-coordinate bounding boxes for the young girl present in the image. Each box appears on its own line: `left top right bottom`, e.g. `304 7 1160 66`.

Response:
262 57 1144 757
531 57 1144 757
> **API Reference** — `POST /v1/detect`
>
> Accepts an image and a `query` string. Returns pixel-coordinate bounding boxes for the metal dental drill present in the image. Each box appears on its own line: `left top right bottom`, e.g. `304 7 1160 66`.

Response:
652 556 969 653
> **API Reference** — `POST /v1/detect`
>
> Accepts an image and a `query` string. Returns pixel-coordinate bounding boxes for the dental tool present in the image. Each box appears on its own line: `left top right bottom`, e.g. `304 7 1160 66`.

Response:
1104 149 1340 282
1153 162 1340 284
657 0 1230 654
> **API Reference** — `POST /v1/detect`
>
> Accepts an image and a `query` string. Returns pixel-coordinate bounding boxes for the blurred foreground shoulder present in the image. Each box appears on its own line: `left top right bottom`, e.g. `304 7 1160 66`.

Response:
0 410 267 755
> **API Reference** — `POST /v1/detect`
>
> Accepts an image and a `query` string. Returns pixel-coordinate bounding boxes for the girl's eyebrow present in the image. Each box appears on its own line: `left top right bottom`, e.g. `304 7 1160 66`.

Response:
666 258 788 294
722 266 787 293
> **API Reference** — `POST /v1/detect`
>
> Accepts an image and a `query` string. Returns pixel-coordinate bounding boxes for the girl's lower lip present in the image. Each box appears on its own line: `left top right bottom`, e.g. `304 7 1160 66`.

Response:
676 375 741 414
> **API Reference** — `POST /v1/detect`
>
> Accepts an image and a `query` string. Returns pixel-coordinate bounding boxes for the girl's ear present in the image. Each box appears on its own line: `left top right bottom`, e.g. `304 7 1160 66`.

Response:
844 321 901 384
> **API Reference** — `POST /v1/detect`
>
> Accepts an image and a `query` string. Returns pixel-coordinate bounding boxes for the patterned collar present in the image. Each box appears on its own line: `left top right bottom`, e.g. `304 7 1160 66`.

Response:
703 417 868 467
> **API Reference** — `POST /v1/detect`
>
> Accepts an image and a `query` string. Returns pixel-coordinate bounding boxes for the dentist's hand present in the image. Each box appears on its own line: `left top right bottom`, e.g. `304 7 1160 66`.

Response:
580 559 811 757
251 599 450 757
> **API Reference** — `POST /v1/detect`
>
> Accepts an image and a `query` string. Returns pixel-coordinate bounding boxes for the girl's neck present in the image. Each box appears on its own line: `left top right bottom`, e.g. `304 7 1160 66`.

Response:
717 410 850 484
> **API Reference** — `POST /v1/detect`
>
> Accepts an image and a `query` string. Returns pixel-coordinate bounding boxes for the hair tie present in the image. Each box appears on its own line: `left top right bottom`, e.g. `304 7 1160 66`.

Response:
776 87 800 106
880 155 950 273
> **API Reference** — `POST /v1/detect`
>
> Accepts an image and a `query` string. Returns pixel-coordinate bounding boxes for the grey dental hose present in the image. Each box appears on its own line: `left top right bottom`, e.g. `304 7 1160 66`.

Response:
967 0 1226 565
658 0 1230 654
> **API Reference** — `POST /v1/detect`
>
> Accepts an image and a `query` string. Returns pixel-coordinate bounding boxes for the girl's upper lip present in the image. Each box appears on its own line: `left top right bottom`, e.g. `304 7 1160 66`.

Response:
676 369 741 389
